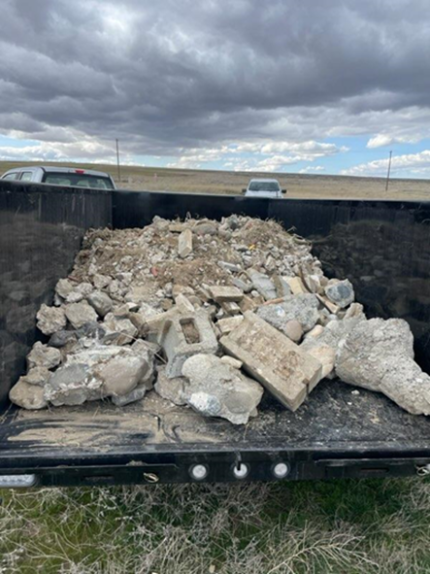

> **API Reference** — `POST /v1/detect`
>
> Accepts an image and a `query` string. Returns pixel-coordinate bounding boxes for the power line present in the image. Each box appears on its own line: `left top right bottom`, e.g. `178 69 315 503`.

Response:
385 150 392 191
115 139 121 183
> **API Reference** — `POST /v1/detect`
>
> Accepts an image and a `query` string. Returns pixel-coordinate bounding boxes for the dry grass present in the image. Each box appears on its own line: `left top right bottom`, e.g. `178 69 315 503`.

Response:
1 478 430 573
1 161 430 201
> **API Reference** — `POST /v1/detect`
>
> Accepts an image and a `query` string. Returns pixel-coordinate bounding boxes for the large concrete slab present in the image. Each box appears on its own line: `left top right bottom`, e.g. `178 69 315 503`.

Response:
220 312 323 411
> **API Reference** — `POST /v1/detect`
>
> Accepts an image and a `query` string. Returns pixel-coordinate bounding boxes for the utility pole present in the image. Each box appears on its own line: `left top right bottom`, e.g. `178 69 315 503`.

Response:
115 139 121 183
385 150 392 191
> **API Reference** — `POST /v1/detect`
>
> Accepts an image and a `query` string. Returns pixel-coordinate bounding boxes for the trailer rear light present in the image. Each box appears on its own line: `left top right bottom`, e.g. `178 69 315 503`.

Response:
272 462 290 479
0 474 37 488
189 464 209 481
75 169 85 174
232 463 249 479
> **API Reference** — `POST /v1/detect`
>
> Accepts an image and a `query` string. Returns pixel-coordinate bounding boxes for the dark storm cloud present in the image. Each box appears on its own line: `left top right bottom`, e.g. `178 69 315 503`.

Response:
1 0 430 154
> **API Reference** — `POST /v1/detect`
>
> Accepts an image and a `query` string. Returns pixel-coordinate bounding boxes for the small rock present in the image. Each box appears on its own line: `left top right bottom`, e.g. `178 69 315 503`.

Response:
93 274 112 290
285 277 307 295
194 222 218 236
344 302 365 320
102 312 138 345
65 301 98 329
36 304 67 335
55 278 74 299
182 354 264 425
247 269 277 301
75 322 106 340
111 385 147 406
220 356 243 369
208 285 243 303
178 229 193 258
48 330 78 348
283 319 303 343
87 290 113 318
9 379 48 410
273 276 292 298
325 279 355 309
217 316 244 336
27 342 61 370
23 367 51 386
154 367 187 406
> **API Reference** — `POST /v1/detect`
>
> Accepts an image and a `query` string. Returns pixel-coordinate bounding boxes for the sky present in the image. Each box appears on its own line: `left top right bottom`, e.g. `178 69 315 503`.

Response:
1 0 430 178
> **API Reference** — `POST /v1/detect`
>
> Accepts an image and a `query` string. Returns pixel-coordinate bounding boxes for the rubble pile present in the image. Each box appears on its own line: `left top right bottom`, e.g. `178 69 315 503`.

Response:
10 215 430 422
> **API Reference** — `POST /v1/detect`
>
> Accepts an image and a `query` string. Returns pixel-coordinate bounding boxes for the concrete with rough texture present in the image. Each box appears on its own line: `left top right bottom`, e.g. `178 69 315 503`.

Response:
9 379 48 410
178 229 193 258
325 279 354 308
87 290 114 318
182 353 263 425
36 304 67 335
159 310 218 378
154 367 187 405
256 293 319 334
27 342 61 370
246 269 277 300
336 318 430 415
65 301 98 329
220 312 323 411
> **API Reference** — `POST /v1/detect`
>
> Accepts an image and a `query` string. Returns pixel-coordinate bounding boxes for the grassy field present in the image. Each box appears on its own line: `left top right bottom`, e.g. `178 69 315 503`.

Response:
1 478 430 573
2 160 430 201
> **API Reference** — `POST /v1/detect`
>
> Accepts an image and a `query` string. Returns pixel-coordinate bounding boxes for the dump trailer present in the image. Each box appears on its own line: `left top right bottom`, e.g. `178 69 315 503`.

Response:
1 180 430 488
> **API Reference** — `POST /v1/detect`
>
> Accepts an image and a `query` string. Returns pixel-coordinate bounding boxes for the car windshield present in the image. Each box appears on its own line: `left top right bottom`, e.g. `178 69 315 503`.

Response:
248 181 280 192
43 173 114 189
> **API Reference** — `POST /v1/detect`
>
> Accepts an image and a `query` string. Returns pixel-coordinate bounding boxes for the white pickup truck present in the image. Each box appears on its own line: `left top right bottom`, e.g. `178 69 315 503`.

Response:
1 165 116 190
243 178 286 199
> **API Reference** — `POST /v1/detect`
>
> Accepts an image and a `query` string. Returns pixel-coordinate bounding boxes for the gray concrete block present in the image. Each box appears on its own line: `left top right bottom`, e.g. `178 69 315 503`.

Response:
159 311 218 378
220 312 323 412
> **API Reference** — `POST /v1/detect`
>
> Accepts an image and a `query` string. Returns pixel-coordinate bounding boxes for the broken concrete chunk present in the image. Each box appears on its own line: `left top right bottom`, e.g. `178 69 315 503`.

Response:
87 290 114 318
65 301 98 329
92 273 112 290
325 279 355 309
256 293 319 334
194 221 218 236
111 385 147 406
220 301 241 316
66 282 94 304
208 285 243 302
44 363 93 406
336 318 430 415
154 367 187 406
316 294 340 315
247 269 277 301
343 302 365 320
178 229 193 258
27 342 61 370
182 354 263 425
48 330 78 348
24 367 51 386
220 355 243 369
9 379 48 410
217 316 244 336
55 278 74 299
273 276 292 298
102 312 138 345
220 312 323 411
44 343 152 407
303 274 322 294
159 311 218 378
36 304 67 335
285 276 307 295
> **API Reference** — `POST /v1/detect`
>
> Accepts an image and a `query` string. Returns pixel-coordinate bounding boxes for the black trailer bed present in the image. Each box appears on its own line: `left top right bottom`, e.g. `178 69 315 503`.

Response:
1 182 430 485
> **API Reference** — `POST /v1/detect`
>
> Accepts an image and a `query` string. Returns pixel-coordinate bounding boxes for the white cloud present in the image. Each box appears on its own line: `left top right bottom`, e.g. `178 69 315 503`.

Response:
341 150 430 177
299 166 325 173
367 133 421 148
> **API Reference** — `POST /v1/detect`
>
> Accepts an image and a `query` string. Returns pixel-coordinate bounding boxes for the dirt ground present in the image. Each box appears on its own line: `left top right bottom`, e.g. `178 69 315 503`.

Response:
2 160 430 201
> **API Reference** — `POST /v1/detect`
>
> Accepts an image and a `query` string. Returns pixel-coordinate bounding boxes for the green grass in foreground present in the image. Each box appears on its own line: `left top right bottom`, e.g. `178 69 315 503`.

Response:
0 478 429 573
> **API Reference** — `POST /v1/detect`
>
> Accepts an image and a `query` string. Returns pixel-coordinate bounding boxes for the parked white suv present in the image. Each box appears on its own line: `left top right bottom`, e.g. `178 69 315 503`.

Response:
1 166 116 189
243 178 286 199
